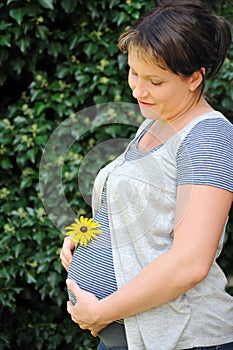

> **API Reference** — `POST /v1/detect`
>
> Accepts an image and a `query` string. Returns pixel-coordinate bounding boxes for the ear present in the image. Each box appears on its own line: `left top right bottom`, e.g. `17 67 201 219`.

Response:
189 68 205 92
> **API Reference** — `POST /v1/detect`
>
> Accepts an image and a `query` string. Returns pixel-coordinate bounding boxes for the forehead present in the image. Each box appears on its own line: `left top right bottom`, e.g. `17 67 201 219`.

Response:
128 47 190 82
128 48 169 75
128 46 168 68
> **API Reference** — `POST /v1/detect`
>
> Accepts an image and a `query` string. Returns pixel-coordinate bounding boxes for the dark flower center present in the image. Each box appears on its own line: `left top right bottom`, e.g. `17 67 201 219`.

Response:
80 226 88 233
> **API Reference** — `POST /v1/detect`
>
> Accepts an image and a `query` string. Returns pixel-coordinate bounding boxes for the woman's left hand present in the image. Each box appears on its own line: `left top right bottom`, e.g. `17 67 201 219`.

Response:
66 279 109 336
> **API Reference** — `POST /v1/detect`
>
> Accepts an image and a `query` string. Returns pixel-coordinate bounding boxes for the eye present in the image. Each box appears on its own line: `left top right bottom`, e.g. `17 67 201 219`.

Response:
129 67 138 76
151 81 162 86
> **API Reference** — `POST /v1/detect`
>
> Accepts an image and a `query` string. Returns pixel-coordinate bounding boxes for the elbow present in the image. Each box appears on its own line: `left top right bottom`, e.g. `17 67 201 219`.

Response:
184 262 210 288
192 265 209 284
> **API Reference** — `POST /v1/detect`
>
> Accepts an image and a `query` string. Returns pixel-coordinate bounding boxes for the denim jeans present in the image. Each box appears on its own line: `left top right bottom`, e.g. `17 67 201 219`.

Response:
187 342 233 350
97 341 233 350
98 322 128 350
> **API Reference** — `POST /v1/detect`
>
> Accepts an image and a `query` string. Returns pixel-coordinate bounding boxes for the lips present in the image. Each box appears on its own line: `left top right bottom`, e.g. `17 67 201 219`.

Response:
138 101 155 107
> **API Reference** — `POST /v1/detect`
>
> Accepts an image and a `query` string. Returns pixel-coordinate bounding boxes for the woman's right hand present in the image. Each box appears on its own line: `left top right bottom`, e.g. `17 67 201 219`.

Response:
60 236 76 271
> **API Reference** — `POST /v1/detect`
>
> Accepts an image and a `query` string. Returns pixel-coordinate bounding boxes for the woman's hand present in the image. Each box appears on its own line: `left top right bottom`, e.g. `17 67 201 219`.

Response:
66 279 109 336
60 237 76 271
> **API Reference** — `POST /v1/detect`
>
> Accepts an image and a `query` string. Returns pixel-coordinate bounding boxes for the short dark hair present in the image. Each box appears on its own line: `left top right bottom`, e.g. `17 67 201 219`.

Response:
118 0 232 80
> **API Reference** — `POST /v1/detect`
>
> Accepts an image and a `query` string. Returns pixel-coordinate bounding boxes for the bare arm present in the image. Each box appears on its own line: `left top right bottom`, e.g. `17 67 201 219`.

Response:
67 185 232 333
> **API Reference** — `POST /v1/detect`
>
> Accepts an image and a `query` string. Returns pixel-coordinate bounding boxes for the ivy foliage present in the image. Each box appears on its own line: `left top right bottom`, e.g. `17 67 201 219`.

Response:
0 0 232 349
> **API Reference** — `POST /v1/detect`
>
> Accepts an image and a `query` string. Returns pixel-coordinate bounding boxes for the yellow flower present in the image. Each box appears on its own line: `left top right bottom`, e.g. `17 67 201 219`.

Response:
65 216 102 247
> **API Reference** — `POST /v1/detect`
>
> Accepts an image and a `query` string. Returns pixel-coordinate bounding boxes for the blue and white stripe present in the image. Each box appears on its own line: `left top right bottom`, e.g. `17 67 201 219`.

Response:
177 118 233 191
67 183 118 303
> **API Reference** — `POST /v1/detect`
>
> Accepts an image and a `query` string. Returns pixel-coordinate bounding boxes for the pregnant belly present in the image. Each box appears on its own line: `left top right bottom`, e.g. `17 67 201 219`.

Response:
67 230 118 304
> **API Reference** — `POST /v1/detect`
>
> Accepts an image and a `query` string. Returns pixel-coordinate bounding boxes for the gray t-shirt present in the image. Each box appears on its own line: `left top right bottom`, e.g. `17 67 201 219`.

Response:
91 111 233 350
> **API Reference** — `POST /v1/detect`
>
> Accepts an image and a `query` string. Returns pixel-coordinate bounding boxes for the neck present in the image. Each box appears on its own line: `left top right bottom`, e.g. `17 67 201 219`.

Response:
159 97 212 129
149 97 213 145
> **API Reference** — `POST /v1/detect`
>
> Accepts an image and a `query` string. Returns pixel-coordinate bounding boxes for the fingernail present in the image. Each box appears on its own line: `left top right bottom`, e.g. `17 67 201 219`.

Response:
66 278 71 285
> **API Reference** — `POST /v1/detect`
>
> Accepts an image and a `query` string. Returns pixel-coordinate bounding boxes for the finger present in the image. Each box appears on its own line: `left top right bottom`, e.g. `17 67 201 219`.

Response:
64 236 76 250
60 237 75 270
79 323 88 330
91 330 99 337
60 255 69 271
67 300 74 314
66 279 82 298
60 252 70 271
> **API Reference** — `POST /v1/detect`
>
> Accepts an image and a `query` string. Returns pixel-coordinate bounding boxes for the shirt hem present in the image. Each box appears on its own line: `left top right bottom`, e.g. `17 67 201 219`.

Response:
177 335 233 349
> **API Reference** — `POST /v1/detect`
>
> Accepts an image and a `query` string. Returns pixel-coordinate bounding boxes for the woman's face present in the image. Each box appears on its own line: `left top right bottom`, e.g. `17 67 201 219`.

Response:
128 49 199 122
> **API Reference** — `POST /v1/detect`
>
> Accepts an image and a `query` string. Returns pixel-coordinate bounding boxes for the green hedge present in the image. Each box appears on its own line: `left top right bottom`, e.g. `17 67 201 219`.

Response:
0 1 232 349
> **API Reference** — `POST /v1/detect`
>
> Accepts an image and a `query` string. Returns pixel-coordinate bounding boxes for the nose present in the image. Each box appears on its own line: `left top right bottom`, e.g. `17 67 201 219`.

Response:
131 79 149 100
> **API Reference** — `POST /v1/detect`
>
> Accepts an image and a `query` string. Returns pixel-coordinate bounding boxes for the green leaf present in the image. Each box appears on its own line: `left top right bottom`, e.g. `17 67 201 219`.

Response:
25 270 37 284
56 66 70 79
0 33 11 47
13 57 25 74
1 135 12 145
0 22 12 30
22 3 42 17
26 148 38 163
117 53 127 70
74 72 91 86
0 70 7 85
83 42 98 57
36 25 49 40
116 11 129 25
34 102 46 115
51 93 63 102
14 116 27 125
38 0 54 10
17 37 31 53
9 8 25 25
14 243 24 258
61 0 77 14
7 0 17 5
47 272 58 288
0 48 9 64
31 89 43 102
48 42 62 58
109 0 120 9
35 135 48 145
20 177 33 189
69 34 79 50
1 158 13 170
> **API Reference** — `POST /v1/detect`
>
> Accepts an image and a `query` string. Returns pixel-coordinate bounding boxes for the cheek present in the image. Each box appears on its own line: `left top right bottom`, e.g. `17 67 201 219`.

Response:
156 86 178 102
128 74 132 89
128 72 137 91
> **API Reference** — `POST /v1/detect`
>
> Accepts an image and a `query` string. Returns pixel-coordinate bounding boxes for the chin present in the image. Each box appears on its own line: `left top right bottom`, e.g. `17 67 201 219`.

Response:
139 105 161 120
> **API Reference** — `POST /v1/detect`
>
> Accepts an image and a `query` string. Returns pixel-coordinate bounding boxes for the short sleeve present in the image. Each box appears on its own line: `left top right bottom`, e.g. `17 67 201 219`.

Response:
176 118 233 192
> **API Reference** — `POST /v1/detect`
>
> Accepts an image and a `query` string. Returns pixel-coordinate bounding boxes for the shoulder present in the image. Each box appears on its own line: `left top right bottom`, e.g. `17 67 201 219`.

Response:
178 114 233 151
176 114 233 192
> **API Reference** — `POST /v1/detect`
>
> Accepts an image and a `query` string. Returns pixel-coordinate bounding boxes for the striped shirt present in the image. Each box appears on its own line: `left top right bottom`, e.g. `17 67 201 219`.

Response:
177 118 233 191
67 117 233 303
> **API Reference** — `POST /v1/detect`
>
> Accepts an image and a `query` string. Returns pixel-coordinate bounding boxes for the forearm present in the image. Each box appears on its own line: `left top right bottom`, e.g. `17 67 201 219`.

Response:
66 186 231 334
97 249 203 324
98 186 232 324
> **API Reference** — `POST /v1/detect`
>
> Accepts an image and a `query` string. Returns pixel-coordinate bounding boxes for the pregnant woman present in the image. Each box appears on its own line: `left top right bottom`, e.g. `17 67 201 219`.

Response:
60 1 233 349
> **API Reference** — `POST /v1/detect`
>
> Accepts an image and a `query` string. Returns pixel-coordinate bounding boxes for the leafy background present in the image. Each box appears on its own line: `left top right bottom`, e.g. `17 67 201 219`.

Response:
0 0 232 349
